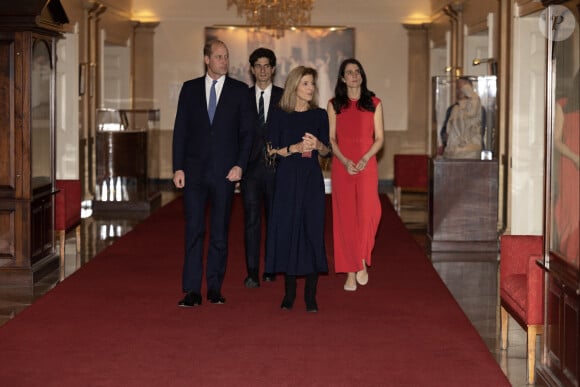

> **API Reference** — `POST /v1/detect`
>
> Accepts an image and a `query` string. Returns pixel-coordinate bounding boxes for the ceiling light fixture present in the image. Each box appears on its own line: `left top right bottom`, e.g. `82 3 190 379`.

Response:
227 0 314 38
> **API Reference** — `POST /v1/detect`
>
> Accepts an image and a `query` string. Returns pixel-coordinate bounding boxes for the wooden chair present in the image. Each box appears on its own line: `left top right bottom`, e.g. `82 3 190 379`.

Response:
55 180 82 281
393 154 429 215
499 234 544 384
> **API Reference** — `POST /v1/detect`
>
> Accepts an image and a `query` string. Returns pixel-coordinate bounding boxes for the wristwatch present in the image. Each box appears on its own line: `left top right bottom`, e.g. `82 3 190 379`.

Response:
286 145 292 154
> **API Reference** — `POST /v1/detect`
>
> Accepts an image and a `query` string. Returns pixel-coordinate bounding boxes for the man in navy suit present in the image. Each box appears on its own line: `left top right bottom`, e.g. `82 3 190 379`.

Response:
242 48 284 288
173 40 254 307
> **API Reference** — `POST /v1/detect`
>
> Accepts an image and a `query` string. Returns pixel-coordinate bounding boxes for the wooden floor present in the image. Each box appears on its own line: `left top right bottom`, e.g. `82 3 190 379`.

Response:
0 187 545 386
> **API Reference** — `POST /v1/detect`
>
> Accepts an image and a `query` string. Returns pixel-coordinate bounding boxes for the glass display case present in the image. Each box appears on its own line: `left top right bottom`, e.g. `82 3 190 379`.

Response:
537 2 579 386
432 75 497 159
93 109 161 212
29 38 57 266
0 0 67 286
31 40 54 192
545 11 580 272
96 108 160 132
428 75 499 252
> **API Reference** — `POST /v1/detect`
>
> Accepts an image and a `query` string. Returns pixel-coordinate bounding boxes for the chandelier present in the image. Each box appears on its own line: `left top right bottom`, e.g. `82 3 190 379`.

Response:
227 0 314 37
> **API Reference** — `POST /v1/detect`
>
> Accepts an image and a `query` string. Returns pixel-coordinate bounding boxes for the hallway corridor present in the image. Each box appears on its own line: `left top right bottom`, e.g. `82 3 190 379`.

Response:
0 188 543 386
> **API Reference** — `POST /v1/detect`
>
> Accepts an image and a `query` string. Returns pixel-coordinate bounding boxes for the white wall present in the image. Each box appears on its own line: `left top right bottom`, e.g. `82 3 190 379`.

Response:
463 32 489 76
103 44 132 110
132 0 430 130
509 12 546 235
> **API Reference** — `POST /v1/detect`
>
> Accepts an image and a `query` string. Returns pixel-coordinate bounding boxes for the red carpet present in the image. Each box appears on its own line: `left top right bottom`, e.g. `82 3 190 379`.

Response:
0 194 509 386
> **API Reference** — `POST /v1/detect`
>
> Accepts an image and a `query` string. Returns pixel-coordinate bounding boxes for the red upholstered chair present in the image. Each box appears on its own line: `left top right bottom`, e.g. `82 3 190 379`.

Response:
499 234 544 384
55 179 82 281
393 154 429 215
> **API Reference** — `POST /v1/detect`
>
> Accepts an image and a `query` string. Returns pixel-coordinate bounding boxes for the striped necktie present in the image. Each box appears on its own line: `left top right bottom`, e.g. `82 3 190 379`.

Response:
258 91 265 126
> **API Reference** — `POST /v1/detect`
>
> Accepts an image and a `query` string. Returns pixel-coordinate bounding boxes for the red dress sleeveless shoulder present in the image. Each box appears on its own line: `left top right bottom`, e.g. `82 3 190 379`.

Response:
331 97 382 273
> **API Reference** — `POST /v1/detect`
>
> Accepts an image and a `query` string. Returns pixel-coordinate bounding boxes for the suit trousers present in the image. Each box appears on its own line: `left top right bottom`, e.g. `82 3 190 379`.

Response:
182 176 235 294
240 165 276 278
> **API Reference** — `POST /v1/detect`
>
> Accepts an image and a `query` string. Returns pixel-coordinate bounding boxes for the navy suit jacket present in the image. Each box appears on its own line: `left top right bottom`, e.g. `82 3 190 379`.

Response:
172 76 255 182
245 85 284 177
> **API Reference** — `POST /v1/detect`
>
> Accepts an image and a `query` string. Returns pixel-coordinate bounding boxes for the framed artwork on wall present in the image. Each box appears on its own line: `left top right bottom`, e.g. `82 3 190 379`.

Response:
204 26 354 108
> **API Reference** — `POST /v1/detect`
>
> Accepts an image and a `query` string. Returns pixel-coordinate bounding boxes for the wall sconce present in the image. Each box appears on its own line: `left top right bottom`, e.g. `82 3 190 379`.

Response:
472 57 497 76
444 66 462 77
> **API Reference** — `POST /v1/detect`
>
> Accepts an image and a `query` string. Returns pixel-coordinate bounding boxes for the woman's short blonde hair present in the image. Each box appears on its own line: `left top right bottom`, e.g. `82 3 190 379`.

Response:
279 66 319 112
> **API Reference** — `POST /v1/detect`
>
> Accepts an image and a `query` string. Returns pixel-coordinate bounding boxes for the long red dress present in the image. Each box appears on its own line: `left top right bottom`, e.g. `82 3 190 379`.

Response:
554 98 579 266
331 97 382 273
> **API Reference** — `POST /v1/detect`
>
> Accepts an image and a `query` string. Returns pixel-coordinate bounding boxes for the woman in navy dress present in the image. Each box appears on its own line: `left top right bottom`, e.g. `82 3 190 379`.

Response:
266 66 331 312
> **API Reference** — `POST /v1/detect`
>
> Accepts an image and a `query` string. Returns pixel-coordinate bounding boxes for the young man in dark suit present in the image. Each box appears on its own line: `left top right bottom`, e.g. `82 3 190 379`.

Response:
241 48 284 288
172 40 255 307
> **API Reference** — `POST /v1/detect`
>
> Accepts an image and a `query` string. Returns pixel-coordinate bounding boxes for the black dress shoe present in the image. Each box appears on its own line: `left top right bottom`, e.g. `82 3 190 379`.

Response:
178 291 202 307
262 273 276 282
207 290 226 304
306 300 318 313
244 276 260 288
306 299 318 313
280 296 294 310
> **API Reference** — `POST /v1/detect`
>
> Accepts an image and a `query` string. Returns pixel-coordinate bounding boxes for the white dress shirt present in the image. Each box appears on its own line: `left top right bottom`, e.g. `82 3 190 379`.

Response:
206 74 226 109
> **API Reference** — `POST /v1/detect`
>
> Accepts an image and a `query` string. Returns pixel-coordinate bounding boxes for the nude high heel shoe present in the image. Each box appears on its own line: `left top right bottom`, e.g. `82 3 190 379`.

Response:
344 273 357 291
356 260 368 286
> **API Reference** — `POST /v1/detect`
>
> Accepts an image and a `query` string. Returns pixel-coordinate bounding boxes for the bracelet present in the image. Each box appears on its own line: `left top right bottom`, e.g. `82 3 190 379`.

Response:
286 145 292 154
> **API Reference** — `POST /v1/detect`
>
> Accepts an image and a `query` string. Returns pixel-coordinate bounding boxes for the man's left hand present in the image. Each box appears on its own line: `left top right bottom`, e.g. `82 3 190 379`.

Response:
226 166 242 182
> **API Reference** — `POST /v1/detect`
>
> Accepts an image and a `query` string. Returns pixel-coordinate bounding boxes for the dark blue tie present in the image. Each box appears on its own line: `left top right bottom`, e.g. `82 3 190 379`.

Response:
258 91 265 126
208 79 217 124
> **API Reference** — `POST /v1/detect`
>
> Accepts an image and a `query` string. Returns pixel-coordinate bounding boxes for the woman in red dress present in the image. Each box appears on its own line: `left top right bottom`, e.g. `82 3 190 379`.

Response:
328 59 384 291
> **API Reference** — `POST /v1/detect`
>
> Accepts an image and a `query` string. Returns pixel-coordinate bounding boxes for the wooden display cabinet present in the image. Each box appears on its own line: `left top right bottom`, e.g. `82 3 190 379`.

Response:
0 1 68 287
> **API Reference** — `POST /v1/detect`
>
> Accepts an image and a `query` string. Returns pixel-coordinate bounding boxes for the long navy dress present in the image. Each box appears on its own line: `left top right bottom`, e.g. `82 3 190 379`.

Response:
265 107 329 275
